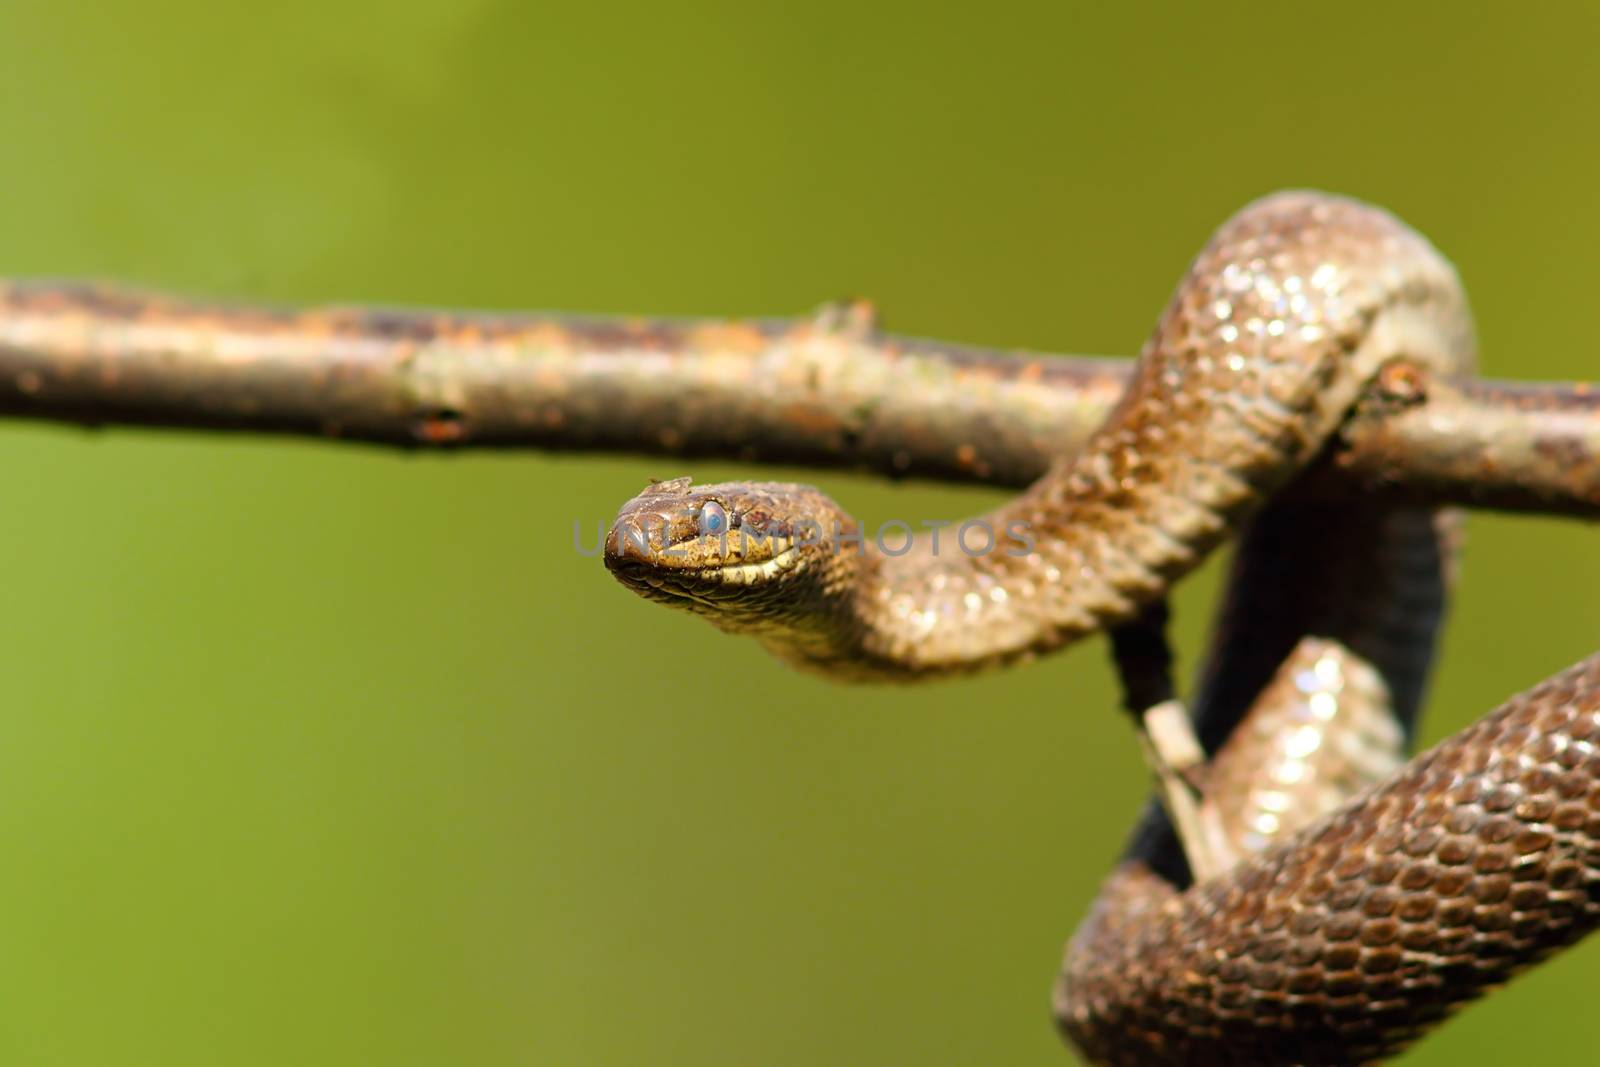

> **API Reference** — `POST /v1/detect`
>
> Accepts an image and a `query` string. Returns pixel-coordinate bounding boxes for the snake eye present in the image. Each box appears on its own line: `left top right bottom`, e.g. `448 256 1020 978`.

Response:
698 501 729 537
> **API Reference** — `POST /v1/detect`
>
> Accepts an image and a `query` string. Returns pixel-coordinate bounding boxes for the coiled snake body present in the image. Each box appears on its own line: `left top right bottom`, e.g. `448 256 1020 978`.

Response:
604 193 1600 1063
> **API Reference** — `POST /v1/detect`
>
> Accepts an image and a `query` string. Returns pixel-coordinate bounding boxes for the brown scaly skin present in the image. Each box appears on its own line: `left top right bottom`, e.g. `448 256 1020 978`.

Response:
604 192 1476 678
1193 639 1407 867
1058 653 1600 1066
1079 474 1468 1065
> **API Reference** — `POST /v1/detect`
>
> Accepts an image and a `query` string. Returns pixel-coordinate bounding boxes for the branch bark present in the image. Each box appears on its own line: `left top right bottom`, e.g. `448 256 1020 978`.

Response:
0 282 1595 515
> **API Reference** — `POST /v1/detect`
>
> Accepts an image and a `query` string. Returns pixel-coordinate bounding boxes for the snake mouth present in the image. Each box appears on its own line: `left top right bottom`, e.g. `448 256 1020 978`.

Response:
603 496 804 599
621 544 803 614
696 538 801 584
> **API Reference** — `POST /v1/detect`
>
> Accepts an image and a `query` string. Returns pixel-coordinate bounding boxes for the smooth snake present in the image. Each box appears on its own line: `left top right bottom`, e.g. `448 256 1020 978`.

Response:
602 192 1600 1064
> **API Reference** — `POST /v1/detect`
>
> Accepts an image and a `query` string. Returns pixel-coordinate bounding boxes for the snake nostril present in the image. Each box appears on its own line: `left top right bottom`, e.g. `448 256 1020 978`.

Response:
605 519 652 562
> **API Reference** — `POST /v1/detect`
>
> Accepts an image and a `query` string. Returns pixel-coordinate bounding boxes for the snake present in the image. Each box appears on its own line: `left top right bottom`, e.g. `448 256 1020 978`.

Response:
603 192 1476 680
602 192 1600 1063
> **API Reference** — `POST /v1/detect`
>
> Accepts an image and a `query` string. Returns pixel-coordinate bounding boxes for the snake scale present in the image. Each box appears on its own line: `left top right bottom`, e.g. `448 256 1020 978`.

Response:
603 192 1600 1063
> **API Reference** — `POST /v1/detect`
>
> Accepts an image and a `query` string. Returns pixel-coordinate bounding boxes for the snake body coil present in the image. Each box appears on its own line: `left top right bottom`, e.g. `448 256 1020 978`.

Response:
1059 653 1600 1065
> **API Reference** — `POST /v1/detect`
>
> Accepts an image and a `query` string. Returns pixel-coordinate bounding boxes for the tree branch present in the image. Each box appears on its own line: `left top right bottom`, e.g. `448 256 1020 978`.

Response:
0 282 1594 515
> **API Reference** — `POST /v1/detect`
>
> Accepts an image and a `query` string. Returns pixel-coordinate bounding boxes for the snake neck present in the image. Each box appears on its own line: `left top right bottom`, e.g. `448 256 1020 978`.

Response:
829 440 1259 675
755 425 1283 678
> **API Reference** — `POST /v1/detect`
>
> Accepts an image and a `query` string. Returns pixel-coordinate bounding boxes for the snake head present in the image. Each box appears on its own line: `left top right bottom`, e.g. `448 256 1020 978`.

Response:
603 476 858 628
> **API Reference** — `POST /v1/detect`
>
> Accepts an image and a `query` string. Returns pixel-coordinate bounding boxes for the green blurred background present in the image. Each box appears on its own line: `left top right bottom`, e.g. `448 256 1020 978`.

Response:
0 3 1594 1064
